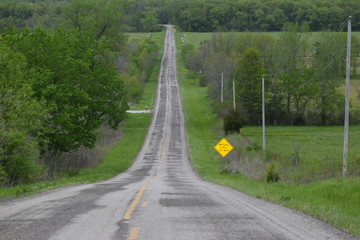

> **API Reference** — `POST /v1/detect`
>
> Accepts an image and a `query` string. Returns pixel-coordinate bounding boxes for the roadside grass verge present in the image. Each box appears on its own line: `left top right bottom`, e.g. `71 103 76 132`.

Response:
176 32 360 237
0 113 151 199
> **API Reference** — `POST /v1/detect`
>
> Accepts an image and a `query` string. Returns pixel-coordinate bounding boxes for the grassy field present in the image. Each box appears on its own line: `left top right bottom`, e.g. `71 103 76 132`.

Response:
242 126 360 182
176 31 360 237
126 31 166 46
0 32 165 199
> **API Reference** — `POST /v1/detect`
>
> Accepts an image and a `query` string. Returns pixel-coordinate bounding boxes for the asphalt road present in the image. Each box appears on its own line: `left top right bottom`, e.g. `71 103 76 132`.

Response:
0 25 358 240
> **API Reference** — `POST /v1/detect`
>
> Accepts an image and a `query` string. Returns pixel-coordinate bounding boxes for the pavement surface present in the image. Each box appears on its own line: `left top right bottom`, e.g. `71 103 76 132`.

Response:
0 25 358 240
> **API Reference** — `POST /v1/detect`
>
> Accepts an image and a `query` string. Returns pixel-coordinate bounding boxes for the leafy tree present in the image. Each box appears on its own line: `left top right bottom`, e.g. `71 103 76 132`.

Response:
227 11 249 31
312 32 346 125
272 23 312 124
64 0 126 51
1 0 360 32
0 44 45 185
2 28 128 156
234 48 264 124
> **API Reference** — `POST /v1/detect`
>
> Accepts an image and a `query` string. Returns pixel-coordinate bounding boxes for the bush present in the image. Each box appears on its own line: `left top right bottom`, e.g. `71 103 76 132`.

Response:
266 162 280 183
223 110 245 135
124 76 143 103
246 143 261 152
0 166 8 187
2 132 41 184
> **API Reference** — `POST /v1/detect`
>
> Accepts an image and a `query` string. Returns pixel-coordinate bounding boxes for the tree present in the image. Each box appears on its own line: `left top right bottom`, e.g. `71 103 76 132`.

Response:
2 28 128 157
64 0 126 51
272 23 312 124
312 32 346 125
234 48 264 124
0 44 45 185
227 11 249 31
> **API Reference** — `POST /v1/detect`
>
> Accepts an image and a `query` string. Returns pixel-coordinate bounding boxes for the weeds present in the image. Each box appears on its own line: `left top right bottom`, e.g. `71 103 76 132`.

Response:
292 143 301 167
266 162 280 183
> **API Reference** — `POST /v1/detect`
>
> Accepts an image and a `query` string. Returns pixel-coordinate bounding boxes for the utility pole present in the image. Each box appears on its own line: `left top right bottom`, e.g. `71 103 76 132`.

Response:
262 75 266 151
221 73 224 103
233 79 236 111
343 16 352 178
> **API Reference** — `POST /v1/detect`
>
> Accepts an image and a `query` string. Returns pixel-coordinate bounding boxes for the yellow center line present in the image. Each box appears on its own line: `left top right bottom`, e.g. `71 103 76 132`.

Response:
129 227 140 240
123 183 149 220
123 134 169 221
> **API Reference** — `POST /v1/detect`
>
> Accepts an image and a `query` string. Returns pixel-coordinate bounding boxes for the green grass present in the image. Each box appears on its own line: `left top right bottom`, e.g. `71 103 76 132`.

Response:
242 126 360 181
176 32 360 237
126 31 166 49
126 32 165 43
178 32 213 49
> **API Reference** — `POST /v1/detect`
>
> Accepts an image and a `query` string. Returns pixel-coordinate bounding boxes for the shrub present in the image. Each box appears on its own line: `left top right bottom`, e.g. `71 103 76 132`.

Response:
0 166 8 187
124 76 143 103
246 143 261 152
223 110 245 135
266 162 280 183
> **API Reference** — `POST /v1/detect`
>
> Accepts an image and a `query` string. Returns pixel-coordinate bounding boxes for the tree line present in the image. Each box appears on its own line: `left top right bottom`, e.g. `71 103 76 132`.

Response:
182 24 360 127
165 0 360 32
1 0 359 32
0 0 162 186
0 0 162 32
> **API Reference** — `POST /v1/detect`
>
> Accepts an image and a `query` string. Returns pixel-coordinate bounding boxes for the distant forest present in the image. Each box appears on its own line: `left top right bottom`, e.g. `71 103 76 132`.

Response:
0 0 359 32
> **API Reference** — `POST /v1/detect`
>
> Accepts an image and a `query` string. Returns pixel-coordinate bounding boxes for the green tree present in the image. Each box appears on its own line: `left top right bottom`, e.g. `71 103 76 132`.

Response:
312 32 346 125
2 28 128 157
273 23 312 124
234 48 264 124
64 0 126 51
0 44 45 185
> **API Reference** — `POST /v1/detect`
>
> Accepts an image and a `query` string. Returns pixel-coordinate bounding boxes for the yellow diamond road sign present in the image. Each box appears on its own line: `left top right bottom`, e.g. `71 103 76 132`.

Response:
214 138 234 157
